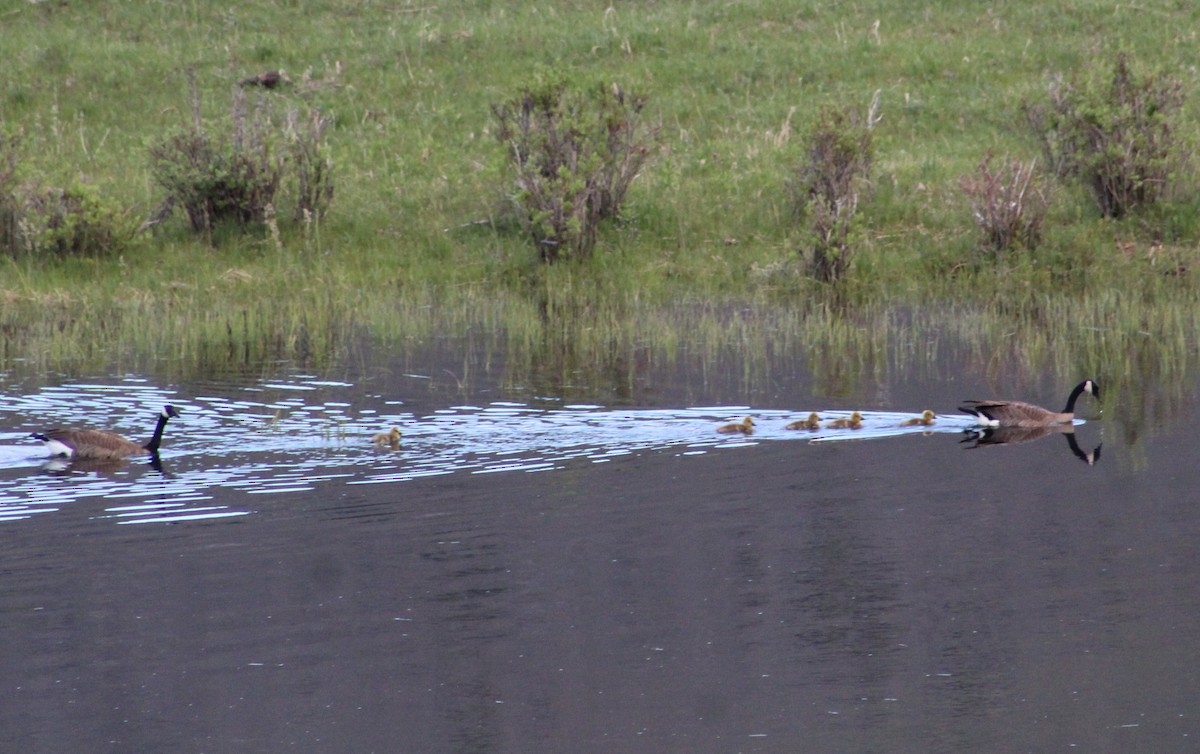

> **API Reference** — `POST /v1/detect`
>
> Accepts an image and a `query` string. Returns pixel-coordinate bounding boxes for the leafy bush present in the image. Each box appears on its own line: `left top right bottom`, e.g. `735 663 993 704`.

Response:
960 153 1050 258
148 73 334 237
0 134 132 258
491 77 657 263
13 182 133 257
149 128 282 232
788 93 880 282
1026 53 1185 218
148 84 283 233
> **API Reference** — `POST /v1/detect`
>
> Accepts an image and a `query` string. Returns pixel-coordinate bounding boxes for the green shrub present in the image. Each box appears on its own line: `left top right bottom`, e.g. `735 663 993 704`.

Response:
1026 53 1185 218
147 73 335 237
12 182 132 257
960 153 1050 258
491 77 657 263
149 127 282 232
0 135 131 258
148 85 284 233
788 93 880 283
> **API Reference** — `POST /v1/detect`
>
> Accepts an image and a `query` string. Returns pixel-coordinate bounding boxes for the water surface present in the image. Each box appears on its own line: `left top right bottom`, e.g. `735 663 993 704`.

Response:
0 356 1193 753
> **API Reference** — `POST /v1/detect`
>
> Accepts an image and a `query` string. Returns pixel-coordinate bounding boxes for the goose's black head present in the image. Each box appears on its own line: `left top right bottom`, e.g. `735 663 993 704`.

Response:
162 405 182 419
1084 380 1100 402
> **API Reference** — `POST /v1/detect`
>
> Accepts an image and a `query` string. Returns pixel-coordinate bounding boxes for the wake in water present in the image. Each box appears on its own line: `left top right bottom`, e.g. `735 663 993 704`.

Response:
0 378 999 525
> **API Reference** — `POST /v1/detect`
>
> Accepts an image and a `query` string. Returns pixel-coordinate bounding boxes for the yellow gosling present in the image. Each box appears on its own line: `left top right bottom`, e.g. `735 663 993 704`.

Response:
372 427 402 449
717 416 755 435
900 409 936 427
785 413 823 431
825 411 863 430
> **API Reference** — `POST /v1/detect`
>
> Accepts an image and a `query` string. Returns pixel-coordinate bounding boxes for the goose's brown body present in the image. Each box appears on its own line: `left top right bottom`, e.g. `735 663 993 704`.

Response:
41 429 149 460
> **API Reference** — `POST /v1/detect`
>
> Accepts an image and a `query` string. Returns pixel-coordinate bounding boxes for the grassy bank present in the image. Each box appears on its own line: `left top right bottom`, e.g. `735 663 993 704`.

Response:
1 0 1199 392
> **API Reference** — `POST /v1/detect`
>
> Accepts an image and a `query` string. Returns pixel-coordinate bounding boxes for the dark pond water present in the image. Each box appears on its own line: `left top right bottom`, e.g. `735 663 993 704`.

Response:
0 345 1194 753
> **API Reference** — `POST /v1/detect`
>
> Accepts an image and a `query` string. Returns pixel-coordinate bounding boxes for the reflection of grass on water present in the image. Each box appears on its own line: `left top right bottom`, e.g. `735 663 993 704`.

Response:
3 264 1197 380
319 419 349 446
2 256 1196 420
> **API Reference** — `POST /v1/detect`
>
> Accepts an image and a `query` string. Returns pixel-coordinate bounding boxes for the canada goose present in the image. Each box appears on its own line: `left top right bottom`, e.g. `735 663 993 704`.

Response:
785 413 823 431
959 379 1100 428
372 427 401 449
826 411 863 429
32 405 181 460
717 416 755 435
900 409 936 427
240 70 291 89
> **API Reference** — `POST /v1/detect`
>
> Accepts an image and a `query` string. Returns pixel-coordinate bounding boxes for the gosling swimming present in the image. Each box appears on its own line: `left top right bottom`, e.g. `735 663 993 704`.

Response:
825 411 863 429
716 417 755 435
372 427 401 449
900 409 936 427
785 413 822 431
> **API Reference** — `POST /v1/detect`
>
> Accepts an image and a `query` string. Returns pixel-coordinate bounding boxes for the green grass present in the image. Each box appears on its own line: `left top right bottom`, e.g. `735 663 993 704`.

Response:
1 0 1199 415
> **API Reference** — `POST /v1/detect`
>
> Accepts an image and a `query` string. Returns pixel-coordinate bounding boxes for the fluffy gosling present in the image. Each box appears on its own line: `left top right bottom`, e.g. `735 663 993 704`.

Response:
825 411 863 430
785 413 823 431
372 427 401 449
900 410 936 427
716 417 755 435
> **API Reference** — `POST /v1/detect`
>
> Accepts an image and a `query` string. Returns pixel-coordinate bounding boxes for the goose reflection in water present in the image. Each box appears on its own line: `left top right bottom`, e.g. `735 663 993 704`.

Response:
41 452 168 476
961 424 1102 465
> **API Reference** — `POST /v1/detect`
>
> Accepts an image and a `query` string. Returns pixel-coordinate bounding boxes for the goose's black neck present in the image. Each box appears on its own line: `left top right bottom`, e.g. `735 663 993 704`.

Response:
143 413 172 453
1062 380 1089 413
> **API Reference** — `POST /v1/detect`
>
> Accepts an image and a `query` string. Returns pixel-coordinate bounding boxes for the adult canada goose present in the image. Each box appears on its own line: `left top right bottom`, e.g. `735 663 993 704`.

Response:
717 416 755 435
32 405 182 460
785 413 823 431
826 411 863 429
959 379 1100 428
900 409 936 427
372 427 401 449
